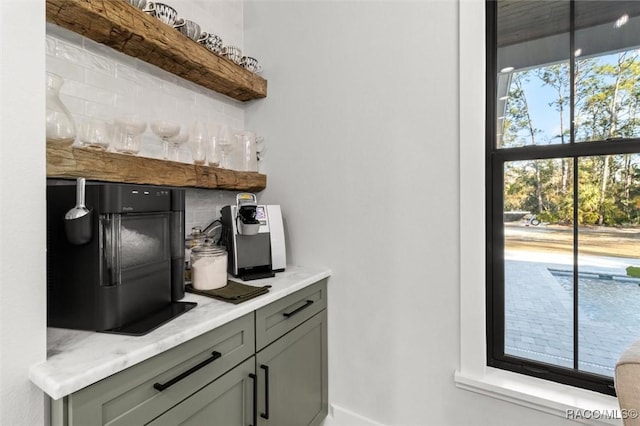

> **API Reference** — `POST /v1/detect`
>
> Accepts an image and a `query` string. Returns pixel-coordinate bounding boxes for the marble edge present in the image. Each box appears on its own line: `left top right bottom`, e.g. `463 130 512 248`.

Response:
29 266 332 400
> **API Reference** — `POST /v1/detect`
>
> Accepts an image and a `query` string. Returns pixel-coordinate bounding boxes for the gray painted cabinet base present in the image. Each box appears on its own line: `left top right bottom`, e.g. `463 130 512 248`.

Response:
257 310 328 426
50 279 328 426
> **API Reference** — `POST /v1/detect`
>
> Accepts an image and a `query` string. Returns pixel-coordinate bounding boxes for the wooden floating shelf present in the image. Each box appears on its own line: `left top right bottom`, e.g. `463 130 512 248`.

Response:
46 0 267 102
46 142 267 192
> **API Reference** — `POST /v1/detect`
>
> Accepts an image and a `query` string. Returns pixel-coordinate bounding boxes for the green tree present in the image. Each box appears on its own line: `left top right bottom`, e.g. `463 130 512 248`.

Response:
502 49 640 227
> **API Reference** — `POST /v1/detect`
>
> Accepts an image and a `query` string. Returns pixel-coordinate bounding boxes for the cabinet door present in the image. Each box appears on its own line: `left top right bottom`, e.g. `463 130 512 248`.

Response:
147 356 256 426
256 310 327 426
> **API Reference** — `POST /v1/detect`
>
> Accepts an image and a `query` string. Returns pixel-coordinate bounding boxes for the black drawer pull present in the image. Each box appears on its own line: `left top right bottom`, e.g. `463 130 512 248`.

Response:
283 300 314 318
249 373 257 426
260 365 270 419
153 351 222 392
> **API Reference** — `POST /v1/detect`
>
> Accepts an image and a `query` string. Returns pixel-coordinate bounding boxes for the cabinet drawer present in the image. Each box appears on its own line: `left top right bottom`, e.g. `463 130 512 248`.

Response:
256 279 327 351
147 357 255 426
66 313 255 426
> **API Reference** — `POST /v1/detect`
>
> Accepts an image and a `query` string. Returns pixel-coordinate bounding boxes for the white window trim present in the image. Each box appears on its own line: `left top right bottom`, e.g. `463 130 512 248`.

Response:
456 1 622 424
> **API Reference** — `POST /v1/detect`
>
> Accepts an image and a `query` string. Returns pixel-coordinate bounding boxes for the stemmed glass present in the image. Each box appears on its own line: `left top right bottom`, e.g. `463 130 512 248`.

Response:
217 124 233 169
167 129 189 162
150 121 180 160
113 117 147 155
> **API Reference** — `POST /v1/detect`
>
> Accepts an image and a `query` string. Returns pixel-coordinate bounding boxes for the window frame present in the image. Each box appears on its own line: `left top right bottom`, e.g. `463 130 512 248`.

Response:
486 0 640 396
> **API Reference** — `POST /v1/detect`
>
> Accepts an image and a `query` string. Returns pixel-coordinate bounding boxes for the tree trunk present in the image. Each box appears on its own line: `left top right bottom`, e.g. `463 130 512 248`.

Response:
514 77 543 213
624 154 632 221
598 54 624 225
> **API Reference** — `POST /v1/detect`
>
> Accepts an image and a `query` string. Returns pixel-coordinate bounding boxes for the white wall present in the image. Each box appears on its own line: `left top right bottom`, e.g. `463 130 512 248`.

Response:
245 1 581 425
0 0 46 425
0 0 601 424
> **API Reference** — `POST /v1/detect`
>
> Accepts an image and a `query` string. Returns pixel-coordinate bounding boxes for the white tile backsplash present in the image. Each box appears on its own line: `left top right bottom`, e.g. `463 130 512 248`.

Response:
185 189 239 234
46 56 84 83
54 39 87 66
46 2 249 233
84 51 115 74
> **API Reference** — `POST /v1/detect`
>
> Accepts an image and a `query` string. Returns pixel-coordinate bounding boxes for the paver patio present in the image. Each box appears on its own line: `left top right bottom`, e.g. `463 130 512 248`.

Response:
504 251 640 377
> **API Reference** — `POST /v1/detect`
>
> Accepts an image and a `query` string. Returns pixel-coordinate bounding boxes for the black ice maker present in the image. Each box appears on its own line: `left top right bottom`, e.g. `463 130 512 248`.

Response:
46 180 196 335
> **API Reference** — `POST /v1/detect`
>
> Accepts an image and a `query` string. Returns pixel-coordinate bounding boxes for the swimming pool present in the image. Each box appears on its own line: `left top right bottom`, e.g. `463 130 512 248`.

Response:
552 270 640 375
504 259 640 377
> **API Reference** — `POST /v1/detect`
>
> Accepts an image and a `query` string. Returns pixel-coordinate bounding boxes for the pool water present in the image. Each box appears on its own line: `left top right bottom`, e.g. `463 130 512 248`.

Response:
552 271 640 375
554 273 640 329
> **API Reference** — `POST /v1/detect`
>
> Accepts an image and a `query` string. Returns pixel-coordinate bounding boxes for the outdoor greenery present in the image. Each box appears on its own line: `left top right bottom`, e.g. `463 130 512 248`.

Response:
502 50 640 225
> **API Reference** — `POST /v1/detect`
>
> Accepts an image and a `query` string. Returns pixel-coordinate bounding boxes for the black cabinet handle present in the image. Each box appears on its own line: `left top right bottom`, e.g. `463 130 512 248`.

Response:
260 364 270 419
249 373 257 426
153 351 222 391
282 300 314 318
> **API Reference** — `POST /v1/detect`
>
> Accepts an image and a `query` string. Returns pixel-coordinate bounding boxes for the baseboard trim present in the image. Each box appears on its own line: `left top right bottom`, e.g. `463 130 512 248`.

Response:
322 403 387 426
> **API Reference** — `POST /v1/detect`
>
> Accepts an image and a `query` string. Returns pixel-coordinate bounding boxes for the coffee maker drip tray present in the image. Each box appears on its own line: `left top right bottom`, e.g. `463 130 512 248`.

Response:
101 301 197 336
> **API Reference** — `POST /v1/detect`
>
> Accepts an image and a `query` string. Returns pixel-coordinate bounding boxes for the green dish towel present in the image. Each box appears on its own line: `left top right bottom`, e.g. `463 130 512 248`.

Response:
186 281 271 304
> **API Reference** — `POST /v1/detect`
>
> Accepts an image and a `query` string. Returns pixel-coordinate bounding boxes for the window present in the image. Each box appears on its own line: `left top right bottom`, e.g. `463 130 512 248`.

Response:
487 0 640 395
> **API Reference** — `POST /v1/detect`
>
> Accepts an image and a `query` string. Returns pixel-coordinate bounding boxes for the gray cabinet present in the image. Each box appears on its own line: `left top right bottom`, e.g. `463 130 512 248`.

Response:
51 313 255 426
50 279 327 426
147 357 255 426
255 279 328 426
255 279 327 351
257 310 327 426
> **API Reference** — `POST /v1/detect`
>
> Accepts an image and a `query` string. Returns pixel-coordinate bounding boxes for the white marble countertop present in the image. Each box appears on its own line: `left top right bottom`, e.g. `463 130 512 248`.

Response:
29 265 331 400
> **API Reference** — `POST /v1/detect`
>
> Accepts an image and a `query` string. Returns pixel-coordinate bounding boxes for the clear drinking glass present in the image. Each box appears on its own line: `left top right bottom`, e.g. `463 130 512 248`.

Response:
217 124 233 169
189 121 207 165
206 123 220 167
78 118 111 151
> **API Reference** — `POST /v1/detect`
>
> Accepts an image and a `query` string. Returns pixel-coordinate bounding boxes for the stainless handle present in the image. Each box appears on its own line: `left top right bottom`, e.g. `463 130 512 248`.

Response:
76 177 86 209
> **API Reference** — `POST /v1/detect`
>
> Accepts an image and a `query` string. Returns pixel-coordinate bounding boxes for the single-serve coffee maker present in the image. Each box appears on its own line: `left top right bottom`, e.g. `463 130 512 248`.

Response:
220 193 286 281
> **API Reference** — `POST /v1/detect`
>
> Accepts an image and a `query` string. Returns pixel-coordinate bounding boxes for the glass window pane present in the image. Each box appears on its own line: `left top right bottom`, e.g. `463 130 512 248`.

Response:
491 0 640 394
577 154 640 376
496 0 570 148
503 159 574 367
574 2 640 142
500 66 572 148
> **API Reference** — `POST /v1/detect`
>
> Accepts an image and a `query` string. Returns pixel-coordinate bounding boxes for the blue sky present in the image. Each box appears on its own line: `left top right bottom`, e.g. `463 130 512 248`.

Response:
505 50 639 145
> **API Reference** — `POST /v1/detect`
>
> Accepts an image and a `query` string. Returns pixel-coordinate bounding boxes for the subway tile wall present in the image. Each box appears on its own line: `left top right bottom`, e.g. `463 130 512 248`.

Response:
184 188 237 237
45 1 247 233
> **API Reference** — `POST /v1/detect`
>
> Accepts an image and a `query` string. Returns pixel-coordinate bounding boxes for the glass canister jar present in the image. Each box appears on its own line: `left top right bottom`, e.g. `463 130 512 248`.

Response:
191 245 228 290
46 72 76 145
186 226 205 249
185 227 206 283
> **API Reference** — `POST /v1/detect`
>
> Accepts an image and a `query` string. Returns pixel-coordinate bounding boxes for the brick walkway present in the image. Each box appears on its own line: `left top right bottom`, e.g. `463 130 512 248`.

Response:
504 252 640 376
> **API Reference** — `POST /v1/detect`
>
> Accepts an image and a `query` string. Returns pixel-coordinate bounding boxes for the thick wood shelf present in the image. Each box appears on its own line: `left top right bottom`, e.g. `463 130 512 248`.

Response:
46 142 267 192
46 0 267 102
